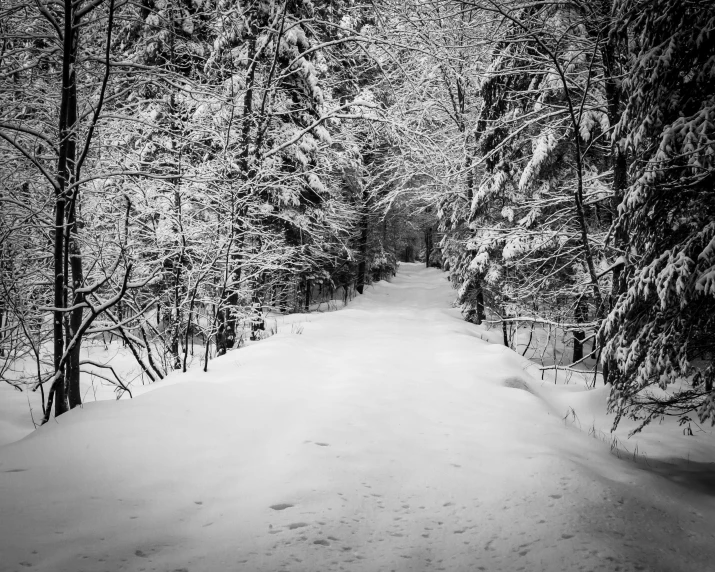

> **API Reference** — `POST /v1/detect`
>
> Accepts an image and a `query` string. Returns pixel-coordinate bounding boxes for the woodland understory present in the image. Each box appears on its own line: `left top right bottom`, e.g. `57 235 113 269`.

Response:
1 0 714 433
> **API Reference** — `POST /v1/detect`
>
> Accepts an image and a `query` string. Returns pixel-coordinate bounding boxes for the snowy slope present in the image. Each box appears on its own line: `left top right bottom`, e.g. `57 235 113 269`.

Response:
0 340 151 447
1 263 714 572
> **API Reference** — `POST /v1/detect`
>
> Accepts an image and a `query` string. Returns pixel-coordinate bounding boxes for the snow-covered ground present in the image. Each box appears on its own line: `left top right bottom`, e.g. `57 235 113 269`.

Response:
0 340 156 447
1 263 714 572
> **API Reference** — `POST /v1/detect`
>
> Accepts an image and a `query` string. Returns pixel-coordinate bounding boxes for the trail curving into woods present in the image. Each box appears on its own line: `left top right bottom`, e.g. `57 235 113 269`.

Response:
1 264 714 572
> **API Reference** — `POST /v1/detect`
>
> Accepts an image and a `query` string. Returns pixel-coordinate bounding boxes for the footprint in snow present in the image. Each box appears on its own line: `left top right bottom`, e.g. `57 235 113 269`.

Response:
315 442 330 447
288 522 308 530
313 539 330 546
270 503 294 511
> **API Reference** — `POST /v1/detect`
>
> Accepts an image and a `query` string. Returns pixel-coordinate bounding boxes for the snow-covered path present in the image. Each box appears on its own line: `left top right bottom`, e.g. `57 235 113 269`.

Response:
1 264 714 572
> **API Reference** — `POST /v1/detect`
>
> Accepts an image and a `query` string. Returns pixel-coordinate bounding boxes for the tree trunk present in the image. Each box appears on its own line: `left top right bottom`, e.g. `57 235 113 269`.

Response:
169 305 181 370
224 259 241 350
50 0 82 419
223 30 258 348
0 300 4 358
425 226 433 268
476 284 485 324
356 204 369 295
304 278 311 312
216 306 227 356
169 256 182 370
183 287 198 372
251 273 266 340
465 135 475 205
572 301 587 363
66 232 84 409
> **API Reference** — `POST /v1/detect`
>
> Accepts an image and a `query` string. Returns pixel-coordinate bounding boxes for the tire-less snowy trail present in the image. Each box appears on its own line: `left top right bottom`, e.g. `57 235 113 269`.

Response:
1 264 715 572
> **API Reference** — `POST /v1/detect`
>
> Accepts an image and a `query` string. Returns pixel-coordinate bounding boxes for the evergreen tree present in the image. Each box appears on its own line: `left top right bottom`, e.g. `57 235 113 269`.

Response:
601 0 715 430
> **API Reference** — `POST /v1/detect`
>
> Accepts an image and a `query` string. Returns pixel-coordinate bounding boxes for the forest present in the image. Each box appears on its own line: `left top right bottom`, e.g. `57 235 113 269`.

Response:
1 0 714 436
2 2 715 571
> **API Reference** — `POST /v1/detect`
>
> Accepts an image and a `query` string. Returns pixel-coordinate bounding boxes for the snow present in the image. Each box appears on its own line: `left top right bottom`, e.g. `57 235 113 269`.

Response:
0 385 42 447
0 340 156 448
1 263 715 572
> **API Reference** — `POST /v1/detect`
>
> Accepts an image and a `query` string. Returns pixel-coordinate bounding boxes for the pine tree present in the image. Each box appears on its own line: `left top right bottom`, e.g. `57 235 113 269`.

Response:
601 0 715 430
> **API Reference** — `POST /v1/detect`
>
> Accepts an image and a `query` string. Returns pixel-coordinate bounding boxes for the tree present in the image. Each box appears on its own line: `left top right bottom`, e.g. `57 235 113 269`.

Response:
601 0 715 430
0 0 150 420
